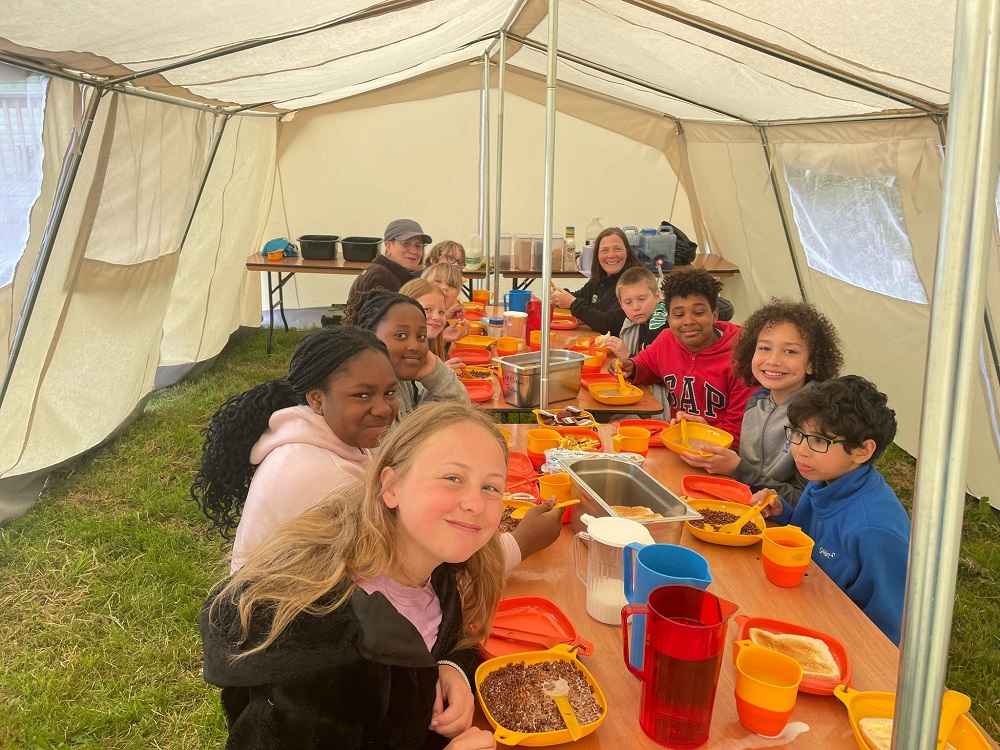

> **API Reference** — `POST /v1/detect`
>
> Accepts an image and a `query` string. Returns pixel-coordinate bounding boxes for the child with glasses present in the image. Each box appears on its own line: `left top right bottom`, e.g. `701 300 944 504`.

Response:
678 299 843 504
425 240 467 269
758 375 911 645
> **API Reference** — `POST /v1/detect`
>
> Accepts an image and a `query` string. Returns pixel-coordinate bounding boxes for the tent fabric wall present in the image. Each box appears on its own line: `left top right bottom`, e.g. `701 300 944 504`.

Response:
266 65 693 312
159 115 277 372
0 89 213 484
681 122 803 318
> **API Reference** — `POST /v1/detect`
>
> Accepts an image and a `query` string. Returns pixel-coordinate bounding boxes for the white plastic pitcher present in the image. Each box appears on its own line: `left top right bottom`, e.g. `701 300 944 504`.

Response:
573 514 654 625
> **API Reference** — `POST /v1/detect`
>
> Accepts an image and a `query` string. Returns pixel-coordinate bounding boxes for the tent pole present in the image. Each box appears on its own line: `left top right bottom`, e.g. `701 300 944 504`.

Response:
478 54 491 281
539 0 560 409
178 114 231 250
896 0 1000 748
492 32 508 297
0 86 105 412
508 34 748 123
622 0 943 114
756 126 808 301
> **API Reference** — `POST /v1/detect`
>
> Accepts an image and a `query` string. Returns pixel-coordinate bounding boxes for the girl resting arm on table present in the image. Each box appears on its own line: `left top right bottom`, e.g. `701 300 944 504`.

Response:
201 402 507 749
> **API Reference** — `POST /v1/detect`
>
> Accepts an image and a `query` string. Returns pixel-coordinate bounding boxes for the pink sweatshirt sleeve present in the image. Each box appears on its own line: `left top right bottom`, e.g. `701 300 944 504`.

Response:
500 532 523 576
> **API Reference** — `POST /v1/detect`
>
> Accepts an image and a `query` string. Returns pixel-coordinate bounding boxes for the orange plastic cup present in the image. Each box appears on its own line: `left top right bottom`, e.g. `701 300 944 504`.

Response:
529 330 557 351
496 336 525 356
266 249 284 262
612 426 650 456
526 428 561 470
538 472 574 523
761 526 815 587
733 640 803 737
472 289 492 306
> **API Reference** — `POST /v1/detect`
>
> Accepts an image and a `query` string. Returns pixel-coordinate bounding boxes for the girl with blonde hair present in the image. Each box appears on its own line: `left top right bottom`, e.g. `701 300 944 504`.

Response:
422 262 466 328
201 402 508 750
424 239 466 269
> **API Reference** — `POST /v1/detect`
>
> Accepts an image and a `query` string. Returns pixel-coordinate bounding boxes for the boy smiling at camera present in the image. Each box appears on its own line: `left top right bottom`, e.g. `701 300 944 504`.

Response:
758 375 911 645
615 268 754 447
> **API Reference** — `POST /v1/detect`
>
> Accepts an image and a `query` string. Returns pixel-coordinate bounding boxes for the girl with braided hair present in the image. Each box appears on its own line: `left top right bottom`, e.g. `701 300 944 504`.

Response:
344 289 563 573
191 326 399 571
399 278 465 372
343 289 470 423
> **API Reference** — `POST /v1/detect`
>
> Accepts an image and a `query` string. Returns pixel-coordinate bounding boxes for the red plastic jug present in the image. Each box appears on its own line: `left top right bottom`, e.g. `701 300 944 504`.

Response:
525 297 554 342
622 585 738 749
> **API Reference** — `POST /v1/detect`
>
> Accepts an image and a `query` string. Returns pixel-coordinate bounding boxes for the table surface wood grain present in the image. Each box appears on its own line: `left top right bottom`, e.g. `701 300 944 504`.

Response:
478 424 998 749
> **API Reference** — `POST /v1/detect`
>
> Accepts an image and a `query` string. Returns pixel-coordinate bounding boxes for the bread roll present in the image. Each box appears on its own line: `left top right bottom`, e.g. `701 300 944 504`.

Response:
748 627 840 681
610 505 664 521
858 717 893 750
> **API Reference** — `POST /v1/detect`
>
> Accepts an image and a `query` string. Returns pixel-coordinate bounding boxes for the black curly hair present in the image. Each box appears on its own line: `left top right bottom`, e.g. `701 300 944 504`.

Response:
660 268 723 310
342 288 425 331
190 326 390 540
787 375 897 463
731 299 844 387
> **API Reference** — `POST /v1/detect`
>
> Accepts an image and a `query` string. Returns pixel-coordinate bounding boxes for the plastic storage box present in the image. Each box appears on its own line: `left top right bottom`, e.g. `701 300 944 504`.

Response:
341 236 381 262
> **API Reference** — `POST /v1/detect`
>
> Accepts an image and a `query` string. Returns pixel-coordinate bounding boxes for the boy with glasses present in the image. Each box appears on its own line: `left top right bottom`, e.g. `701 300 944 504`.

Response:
759 375 911 644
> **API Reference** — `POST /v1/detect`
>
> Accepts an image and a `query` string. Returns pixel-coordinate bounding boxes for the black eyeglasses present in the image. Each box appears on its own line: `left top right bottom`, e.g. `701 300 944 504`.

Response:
439 255 465 267
783 425 848 454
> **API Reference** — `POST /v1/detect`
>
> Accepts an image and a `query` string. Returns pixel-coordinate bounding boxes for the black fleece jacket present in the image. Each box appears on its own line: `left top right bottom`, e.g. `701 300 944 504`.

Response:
566 268 629 335
201 564 477 750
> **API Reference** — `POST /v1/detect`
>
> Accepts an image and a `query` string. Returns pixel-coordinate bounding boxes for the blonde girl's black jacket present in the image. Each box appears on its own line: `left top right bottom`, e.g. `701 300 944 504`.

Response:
200 564 477 750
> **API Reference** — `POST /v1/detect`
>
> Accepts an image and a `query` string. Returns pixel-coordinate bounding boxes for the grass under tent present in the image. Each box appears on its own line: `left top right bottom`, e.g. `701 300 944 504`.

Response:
0 326 997 747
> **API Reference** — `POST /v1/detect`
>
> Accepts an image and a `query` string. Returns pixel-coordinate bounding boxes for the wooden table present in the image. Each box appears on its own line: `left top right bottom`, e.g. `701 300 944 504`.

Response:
485 423 900 748
245 253 487 353
503 253 740 291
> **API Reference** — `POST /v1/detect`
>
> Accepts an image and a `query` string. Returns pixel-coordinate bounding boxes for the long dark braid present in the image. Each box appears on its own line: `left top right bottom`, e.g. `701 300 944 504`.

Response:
343 288 425 331
190 326 389 540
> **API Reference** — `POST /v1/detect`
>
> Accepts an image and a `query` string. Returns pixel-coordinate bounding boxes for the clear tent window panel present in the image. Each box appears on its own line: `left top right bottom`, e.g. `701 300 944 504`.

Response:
784 164 928 304
0 65 47 289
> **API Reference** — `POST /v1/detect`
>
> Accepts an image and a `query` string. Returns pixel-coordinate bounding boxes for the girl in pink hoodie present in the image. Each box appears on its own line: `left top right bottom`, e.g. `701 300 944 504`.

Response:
192 327 400 571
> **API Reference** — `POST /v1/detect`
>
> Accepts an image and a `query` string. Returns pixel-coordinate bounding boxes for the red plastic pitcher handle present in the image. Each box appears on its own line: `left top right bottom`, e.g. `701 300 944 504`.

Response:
621 603 648 679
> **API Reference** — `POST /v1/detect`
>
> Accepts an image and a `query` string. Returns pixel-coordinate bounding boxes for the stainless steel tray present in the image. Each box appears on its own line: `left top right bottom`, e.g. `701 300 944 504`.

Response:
558 457 701 543
494 349 586 407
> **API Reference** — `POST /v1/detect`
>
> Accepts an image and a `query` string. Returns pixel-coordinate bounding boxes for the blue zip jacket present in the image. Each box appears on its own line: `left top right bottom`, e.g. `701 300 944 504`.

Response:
773 464 910 644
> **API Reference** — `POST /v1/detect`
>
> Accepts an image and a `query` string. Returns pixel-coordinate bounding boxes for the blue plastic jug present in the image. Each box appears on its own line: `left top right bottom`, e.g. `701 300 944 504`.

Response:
623 541 712 671
503 289 532 312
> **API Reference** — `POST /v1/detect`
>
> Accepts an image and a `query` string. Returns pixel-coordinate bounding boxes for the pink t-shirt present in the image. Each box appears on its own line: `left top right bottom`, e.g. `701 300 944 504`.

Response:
358 575 443 652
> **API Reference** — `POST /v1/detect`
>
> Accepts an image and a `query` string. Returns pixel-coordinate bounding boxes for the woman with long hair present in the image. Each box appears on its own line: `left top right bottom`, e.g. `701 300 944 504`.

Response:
550 226 643 335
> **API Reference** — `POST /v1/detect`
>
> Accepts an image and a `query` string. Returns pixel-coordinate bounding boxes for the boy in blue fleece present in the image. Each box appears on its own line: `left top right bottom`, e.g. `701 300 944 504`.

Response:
757 375 910 644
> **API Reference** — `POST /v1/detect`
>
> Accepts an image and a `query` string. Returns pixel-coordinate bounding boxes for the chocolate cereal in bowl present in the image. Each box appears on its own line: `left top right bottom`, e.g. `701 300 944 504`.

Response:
685 498 764 547
476 644 607 745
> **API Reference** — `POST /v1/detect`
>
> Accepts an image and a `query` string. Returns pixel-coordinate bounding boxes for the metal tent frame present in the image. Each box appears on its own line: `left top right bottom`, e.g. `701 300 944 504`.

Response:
1 2 998 747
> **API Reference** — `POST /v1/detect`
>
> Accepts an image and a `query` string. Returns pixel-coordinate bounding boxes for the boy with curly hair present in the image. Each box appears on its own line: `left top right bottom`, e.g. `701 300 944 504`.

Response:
680 299 844 504
759 375 911 644
617 268 754 447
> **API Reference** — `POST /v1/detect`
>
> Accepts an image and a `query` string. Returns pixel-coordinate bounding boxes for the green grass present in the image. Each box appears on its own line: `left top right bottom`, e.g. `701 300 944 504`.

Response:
0 328 997 746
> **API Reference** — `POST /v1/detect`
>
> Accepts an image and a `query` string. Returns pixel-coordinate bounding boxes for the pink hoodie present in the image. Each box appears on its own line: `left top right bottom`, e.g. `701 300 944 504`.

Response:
231 406 522 574
232 405 369 571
